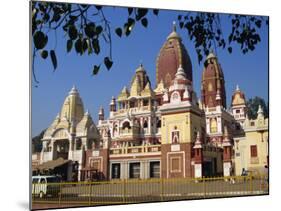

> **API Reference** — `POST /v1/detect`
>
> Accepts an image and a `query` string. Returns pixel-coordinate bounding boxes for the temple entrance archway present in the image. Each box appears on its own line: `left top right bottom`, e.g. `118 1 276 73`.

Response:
53 139 70 160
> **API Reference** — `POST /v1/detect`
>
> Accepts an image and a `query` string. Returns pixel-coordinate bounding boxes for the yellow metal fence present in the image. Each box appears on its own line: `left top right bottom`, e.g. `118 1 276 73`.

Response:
32 175 268 208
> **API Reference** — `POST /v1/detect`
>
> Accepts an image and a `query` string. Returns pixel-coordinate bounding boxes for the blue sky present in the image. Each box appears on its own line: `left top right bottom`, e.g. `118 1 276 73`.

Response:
32 5 269 137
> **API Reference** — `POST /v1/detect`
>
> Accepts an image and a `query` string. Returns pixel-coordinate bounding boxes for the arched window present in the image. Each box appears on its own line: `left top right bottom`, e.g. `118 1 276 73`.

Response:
122 121 131 129
143 120 148 128
172 130 180 144
171 91 181 103
76 139 82 150
157 118 161 128
113 125 118 137
143 99 149 106
210 118 218 133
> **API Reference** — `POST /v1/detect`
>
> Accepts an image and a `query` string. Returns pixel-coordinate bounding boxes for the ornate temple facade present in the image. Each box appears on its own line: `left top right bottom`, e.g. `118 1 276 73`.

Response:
32 23 268 181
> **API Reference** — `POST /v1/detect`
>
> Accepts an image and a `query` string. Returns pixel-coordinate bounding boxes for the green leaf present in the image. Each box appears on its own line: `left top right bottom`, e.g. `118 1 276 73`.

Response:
95 5 102 10
68 25 78 40
75 38 83 55
124 23 130 36
85 23 96 38
125 18 135 36
50 50 57 70
128 8 133 15
255 20 262 28
92 64 101 75
228 34 233 43
40 50 48 59
104 57 113 70
51 13 61 23
228 47 232 53
43 13 50 23
141 18 148 28
153 9 159 16
82 38 88 52
136 8 148 21
33 31 48 49
115 28 122 37
87 40 93 55
95 26 103 35
179 21 184 29
67 39 72 52
92 39 100 55
197 52 203 64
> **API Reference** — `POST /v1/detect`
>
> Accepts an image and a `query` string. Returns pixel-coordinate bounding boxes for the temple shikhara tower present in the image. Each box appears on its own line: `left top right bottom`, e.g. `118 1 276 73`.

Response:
32 23 268 181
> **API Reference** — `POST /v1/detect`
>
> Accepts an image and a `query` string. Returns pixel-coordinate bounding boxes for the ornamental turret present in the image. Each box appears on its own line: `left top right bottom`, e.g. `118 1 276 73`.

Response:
109 96 116 117
257 104 264 119
98 106 104 122
231 85 247 126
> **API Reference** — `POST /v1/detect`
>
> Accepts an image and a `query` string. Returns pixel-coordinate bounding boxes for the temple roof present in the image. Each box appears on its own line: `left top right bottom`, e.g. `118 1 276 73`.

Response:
43 86 97 139
118 64 153 100
60 86 84 124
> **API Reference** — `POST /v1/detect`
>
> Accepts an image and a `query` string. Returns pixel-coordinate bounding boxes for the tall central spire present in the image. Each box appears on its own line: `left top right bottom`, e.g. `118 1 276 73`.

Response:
156 22 193 88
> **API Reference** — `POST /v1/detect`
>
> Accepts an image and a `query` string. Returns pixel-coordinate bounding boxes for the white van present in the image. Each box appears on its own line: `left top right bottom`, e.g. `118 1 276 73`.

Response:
32 175 61 198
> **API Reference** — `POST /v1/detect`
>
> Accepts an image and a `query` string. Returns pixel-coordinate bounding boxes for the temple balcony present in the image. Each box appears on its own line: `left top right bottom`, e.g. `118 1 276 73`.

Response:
116 126 140 140
109 144 161 156
113 106 152 116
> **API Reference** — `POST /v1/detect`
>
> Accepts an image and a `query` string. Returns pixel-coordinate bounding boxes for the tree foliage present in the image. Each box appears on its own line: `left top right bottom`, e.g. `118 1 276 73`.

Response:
31 2 268 84
32 129 46 153
246 96 269 119
178 13 267 63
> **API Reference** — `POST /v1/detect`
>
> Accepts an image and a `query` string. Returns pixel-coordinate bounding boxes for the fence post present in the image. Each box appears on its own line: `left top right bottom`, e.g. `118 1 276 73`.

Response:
32 183 34 203
203 177 206 198
250 174 253 194
58 182 62 205
88 182 92 205
160 178 164 201
123 179 126 203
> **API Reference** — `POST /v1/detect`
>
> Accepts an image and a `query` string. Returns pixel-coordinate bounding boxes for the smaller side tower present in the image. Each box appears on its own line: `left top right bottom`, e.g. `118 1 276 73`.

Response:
231 85 247 128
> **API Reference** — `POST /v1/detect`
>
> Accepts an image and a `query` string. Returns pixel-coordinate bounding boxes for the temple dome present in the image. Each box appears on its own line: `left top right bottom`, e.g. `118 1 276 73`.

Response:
231 85 246 106
156 22 192 88
60 85 85 124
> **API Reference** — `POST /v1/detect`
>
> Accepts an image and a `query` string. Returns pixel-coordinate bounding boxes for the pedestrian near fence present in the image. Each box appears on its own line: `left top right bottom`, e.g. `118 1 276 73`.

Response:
241 168 247 182
229 166 235 184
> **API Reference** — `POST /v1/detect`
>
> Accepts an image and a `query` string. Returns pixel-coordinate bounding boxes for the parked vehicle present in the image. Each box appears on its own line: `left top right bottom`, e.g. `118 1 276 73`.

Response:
32 175 61 198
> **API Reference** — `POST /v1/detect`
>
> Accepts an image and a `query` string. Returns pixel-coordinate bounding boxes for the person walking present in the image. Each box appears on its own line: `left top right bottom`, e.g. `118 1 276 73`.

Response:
241 168 247 182
229 166 235 184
